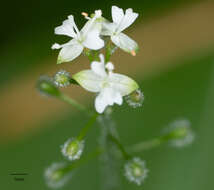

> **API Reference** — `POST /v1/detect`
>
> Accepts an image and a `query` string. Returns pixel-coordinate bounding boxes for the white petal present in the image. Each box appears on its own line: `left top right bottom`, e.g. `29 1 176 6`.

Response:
55 15 78 38
117 8 138 33
113 91 123 105
95 92 108 113
83 28 104 50
108 73 139 96
112 6 124 25
94 10 102 18
111 32 138 54
91 61 107 77
80 12 102 37
95 88 123 113
51 43 61 49
72 70 103 92
57 40 83 64
101 20 117 36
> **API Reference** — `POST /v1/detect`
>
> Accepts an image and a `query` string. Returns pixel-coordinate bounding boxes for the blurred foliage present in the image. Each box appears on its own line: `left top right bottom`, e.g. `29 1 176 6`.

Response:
0 52 213 190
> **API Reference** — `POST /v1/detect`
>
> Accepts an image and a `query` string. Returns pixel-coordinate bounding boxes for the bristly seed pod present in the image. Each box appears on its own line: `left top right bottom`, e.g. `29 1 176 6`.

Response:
37 75 61 97
125 89 144 108
164 119 195 147
61 138 84 161
44 162 72 189
54 70 71 87
124 157 148 186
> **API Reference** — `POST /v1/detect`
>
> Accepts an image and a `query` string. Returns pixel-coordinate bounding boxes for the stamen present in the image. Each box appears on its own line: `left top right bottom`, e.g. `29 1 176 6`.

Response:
81 12 88 17
131 50 136 56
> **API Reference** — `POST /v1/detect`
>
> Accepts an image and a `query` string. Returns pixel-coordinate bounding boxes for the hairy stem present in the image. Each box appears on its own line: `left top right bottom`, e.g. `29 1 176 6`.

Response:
78 113 99 140
98 114 122 190
127 137 164 153
59 94 90 114
61 148 102 175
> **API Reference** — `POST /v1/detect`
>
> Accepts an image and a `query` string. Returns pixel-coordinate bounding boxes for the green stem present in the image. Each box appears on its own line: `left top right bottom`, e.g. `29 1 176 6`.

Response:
85 49 100 62
127 137 165 153
105 40 117 63
59 94 89 114
61 147 102 174
98 115 122 190
108 134 131 160
78 113 99 140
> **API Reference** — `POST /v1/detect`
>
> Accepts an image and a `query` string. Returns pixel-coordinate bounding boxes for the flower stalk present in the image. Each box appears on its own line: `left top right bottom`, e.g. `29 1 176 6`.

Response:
77 113 99 140
108 134 131 160
58 93 88 113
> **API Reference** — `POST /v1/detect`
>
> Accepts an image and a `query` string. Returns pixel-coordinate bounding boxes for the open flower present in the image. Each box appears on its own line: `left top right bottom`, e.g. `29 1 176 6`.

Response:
73 54 139 113
101 6 139 55
52 10 104 64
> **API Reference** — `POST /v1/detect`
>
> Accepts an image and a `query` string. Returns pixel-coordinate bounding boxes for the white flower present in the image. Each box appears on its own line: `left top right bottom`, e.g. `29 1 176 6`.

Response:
73 54 139 113
52 10 104 64
101 6 139 55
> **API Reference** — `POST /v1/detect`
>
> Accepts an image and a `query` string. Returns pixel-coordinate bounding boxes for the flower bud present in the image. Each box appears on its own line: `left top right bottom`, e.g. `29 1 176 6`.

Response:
124 157 148 186
54 70 71 87
44 162 72 188
61 138 84 161
164 119 195 147
125 89 144 108
37 76 60 97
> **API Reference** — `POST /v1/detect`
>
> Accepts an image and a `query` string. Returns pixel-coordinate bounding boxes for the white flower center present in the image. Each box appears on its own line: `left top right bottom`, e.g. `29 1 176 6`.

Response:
101 78 110 88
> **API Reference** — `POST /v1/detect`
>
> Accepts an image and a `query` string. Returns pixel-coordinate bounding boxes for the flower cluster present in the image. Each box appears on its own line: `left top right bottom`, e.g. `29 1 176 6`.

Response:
52 6 139 63
51 5 141 114
40 5 195 190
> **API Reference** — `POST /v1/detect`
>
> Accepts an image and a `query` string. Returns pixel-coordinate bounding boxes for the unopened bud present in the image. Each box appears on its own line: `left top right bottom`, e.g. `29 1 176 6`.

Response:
61 138 84 161
164 119 195 147
44 162 72 188
125 89 144 108
124 157 148 186
54 70 71 87
37 76 60 97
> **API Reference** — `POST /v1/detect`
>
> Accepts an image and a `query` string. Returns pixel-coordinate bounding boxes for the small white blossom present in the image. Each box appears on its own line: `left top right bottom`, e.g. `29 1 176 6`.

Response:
101 6 139 55
73 54 139 113
124 157 148 185
52 10 104 64
61 138 84 161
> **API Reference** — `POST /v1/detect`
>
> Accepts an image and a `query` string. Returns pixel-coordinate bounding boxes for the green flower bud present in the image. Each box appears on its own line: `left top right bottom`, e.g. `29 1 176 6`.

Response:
164 119 195 147
54 70 71 87
124 157 148 186
61 138 84 161
125 89 144 108
44 162 72 188
37 76 61 97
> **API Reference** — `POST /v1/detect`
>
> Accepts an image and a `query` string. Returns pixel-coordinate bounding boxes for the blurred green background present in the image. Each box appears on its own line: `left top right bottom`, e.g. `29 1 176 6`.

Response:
1 0 214 190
